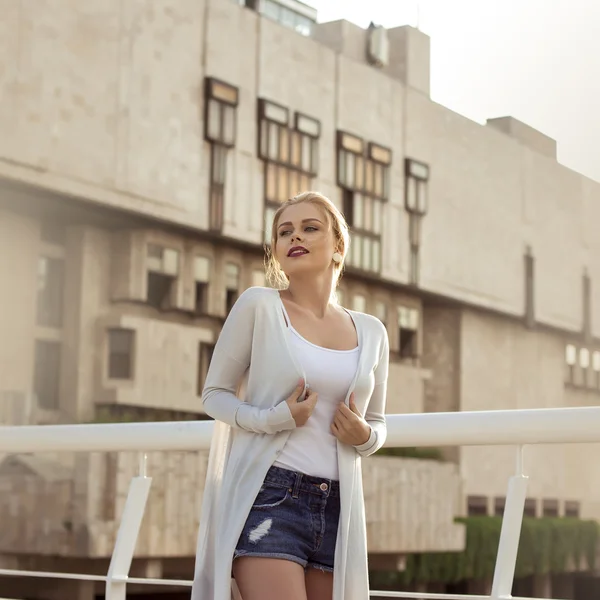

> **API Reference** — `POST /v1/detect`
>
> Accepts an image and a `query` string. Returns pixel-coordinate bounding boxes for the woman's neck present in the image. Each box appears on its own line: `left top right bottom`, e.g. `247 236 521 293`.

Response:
284 274 335 319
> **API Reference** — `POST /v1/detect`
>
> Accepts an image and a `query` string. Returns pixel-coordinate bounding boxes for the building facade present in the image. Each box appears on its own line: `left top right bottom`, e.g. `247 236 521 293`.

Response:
0 1 599 598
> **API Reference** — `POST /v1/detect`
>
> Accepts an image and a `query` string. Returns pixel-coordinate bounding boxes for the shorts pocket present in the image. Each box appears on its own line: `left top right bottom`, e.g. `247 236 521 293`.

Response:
252 483 291 509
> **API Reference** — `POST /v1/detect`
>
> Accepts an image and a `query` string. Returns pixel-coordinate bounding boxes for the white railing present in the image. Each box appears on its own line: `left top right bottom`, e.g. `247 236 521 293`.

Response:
1 406 600 600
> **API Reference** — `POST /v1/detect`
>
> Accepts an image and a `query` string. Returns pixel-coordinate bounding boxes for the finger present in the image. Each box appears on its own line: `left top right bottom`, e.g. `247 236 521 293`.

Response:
337 403 354 421
330 422 340 437
349 394 360 415
292 379 305 400
306 392 318 406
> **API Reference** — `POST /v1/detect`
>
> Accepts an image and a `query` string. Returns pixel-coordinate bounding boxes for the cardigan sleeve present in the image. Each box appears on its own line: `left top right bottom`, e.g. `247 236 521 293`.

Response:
354 323 389 458
201 287 296 434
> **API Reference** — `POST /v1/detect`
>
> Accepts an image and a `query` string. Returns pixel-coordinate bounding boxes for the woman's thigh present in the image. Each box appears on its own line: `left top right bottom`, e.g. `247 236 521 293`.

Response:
305 568 334 600
233 557 307 600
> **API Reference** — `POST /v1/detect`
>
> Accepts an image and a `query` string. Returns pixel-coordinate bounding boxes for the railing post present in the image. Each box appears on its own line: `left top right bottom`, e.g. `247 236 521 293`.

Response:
490 446 528 599
105 453 152 600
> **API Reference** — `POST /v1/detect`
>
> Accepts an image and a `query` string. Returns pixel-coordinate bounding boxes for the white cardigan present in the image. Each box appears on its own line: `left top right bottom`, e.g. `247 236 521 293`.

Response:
191 287 389 600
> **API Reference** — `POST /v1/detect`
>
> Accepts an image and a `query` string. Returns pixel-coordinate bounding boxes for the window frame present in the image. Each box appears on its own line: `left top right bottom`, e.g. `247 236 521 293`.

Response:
258 99 321 240
107 328 135 381
336 131 391 274
36 256 65 329
204 77 239 148
33 339 62 410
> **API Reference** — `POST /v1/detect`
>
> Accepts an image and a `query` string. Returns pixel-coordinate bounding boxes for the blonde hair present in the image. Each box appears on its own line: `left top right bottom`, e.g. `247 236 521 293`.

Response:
265 192 350 301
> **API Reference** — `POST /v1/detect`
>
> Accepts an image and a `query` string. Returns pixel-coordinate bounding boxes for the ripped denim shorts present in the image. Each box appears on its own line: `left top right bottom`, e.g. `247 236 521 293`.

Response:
233 465 340 573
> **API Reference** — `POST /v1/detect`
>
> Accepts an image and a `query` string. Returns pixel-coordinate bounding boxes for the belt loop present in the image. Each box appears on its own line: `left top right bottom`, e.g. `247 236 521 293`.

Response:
291 472 302 499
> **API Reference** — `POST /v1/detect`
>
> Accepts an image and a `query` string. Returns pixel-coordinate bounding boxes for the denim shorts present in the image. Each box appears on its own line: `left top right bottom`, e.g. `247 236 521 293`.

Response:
233 465 340 573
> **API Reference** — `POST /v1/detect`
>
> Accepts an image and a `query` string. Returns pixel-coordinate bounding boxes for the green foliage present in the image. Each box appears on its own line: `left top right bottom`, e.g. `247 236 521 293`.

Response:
375 447 445 461
369 516 600 587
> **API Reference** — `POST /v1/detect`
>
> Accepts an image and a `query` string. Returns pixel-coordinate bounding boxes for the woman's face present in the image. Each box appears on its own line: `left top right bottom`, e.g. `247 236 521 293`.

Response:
274 202 337 280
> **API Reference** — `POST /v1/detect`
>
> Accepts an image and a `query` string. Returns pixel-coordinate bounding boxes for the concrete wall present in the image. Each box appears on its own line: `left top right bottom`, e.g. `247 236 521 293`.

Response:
459 310 600 519
0 0 598 335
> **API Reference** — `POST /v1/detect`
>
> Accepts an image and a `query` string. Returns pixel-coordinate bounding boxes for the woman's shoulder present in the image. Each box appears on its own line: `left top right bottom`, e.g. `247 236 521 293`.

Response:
344 307 388 340
233 286 279 312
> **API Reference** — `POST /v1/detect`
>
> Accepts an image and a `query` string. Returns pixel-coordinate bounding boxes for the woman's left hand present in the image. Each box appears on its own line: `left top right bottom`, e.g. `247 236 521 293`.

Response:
331 393 371 446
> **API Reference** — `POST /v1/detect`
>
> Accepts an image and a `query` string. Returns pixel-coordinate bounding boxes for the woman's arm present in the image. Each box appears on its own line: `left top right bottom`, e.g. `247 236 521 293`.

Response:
354 325 389 457
201 288 296 434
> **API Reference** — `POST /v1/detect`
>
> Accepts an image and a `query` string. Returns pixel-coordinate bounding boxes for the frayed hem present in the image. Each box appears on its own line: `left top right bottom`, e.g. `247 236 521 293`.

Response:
307 562 334 574
233 551 307 569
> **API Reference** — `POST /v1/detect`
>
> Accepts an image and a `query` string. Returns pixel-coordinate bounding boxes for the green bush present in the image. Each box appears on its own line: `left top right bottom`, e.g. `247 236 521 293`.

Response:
375 447 445 461
370 516 600 587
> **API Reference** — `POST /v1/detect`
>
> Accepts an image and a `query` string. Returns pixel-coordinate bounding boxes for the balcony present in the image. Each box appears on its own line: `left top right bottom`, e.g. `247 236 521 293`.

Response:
1 407 600 599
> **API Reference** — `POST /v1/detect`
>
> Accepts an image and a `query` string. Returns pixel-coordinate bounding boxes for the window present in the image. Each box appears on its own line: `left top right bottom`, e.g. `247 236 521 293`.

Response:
593 351 600 389
37 257 65 328
225 263 241 313
33 340 61 410
197 343 215 395
405 158 430 285
337 132 391 273
374 301 388 327
259 1 314 36
107 329 135 380
205 78 239 231
467 495 488 516
259 100 320 241
565 344 577 384
564 501 580 518
542 499 559 518
583 272 592 342
524 498 537 518
146 244 179 310
580 348 591 387
524 247 535 328
494 497 506 517
398 306 419 360
194 256 211 315
352 294 367 313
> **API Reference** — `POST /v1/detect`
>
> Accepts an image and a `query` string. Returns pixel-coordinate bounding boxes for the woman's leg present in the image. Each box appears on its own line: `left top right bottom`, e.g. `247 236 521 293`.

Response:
233 557 307 600
305 567 334 600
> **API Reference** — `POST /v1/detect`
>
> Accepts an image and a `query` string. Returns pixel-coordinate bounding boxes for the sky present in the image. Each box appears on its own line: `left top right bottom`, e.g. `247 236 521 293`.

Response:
309 0 600 182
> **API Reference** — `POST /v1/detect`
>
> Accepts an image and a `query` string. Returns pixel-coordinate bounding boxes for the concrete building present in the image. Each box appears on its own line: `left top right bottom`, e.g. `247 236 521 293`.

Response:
0 1 599 598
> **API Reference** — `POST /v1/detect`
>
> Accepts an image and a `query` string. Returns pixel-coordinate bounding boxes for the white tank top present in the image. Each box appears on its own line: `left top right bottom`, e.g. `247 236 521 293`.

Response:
273 311 360 481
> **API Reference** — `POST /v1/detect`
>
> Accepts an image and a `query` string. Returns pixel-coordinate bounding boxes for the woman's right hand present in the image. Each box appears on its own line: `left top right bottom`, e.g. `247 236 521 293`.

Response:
285 380 318 427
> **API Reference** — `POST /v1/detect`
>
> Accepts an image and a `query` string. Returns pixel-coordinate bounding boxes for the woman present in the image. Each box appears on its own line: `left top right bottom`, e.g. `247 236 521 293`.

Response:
192 192 389 600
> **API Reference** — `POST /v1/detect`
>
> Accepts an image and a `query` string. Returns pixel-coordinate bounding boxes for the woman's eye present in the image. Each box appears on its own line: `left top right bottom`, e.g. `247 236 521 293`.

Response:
279 230 291 237
305 226 318 232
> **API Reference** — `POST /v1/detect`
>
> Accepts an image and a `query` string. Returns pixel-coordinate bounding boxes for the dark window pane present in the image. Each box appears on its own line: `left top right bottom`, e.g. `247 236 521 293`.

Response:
467 495 488 517
37 257 65 328
197 343 215 395
34 340 61 410
342 190 354 226
147 272 174 309
564 501 580 518
195 282 208 314
524 498 537 518
108 329 134 380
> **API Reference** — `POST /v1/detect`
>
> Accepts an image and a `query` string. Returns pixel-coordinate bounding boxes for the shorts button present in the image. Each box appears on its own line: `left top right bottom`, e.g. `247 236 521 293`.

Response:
320 483 328 491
